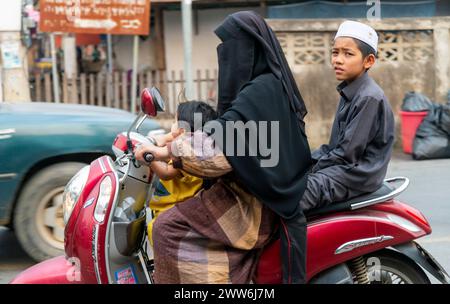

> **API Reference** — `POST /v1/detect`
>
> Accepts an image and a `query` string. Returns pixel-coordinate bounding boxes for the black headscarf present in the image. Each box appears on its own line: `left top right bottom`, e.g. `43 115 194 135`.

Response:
212 11 312 219
215 11 308 133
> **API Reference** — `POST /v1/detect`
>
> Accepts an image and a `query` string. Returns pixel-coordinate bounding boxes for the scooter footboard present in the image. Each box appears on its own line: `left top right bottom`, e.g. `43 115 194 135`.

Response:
107 211 151 284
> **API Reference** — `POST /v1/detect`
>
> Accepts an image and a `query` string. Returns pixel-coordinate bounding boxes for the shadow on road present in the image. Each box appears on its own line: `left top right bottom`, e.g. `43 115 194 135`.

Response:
0 228 33 262
0 227 35 283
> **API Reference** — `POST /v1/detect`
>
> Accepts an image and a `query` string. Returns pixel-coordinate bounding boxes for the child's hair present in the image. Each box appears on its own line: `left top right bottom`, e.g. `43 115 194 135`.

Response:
176 101 218 132
352 38 377 58
351 38 377 72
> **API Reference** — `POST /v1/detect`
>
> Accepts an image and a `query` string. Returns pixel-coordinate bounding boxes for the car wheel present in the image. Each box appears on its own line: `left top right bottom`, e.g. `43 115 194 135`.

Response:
14 162 86 262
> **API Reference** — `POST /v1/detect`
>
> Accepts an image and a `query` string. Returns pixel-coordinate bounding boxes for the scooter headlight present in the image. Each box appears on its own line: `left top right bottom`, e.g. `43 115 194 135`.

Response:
63 166 90 224
94 176 113 223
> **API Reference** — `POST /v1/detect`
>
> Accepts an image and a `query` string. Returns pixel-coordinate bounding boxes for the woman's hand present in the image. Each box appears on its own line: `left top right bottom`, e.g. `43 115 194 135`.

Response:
134 143 170 164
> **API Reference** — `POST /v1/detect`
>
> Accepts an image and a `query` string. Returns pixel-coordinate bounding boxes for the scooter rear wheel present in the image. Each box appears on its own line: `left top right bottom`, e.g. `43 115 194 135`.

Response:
365 250 430 284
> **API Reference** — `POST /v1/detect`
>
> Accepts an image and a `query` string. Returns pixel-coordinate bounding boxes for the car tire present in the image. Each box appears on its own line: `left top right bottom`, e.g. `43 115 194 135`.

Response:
14 162 86 262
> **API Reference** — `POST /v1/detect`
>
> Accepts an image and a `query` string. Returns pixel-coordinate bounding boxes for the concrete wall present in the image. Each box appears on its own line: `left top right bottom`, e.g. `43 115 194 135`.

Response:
293 59 436 150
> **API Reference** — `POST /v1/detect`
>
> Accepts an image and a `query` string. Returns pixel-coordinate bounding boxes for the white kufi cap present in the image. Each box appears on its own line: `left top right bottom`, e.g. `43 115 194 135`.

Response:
334 20 378 53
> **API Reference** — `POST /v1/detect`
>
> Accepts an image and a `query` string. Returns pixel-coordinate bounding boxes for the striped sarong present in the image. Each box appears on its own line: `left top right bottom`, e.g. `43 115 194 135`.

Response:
152 180 276 283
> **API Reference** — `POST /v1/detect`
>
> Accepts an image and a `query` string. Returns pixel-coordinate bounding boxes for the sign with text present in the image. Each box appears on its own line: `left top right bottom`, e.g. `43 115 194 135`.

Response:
39 0 150 35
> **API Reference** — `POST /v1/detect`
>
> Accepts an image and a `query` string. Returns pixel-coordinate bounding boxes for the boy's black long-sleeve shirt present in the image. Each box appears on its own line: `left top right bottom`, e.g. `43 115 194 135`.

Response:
310 72 395 195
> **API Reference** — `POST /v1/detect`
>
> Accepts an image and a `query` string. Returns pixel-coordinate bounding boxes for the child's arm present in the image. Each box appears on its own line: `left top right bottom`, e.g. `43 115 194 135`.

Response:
151 161 182 180
151 130 184 146
151 133 172 146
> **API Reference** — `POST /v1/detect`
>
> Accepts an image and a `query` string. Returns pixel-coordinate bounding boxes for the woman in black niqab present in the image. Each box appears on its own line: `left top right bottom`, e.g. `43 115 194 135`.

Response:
212 11 312 283
136 11 312 284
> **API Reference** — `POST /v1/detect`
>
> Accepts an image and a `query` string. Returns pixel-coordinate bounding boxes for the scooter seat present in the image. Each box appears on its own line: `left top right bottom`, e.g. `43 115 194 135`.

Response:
305 182 394 218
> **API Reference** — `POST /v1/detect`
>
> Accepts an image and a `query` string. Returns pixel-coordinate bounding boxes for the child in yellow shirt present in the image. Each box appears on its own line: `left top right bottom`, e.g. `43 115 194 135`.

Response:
147 101 217 245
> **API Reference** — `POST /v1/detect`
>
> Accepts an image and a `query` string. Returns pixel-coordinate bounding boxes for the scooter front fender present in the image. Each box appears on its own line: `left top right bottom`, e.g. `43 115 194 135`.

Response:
10 256 84 284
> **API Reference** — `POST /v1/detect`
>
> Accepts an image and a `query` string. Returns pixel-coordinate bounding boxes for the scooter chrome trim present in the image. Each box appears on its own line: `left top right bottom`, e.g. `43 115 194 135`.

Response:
335 235 394 255
350 177 409 210
136 114 148 131
98 158 107 174
312 215 392 226
93 224 102 284
103 157 120 283
83 198 95 209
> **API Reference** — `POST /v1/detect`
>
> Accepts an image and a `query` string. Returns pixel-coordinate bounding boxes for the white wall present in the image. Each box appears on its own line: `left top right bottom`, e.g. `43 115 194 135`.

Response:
0 1 30 102
0 0 21 32
112 35 157 72
163 7 262 74
111 7 262 74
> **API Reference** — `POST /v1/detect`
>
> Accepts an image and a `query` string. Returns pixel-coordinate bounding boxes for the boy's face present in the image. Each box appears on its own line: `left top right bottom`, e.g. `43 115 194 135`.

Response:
331 37 375 82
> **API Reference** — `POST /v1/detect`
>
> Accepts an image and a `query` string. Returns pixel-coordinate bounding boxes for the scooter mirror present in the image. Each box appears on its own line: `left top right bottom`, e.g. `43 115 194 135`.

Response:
140 87 166 117
150 87 166 113
140 88 156 117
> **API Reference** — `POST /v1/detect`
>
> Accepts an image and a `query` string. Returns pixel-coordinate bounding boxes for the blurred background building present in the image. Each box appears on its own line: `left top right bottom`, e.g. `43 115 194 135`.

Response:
2 0 450 147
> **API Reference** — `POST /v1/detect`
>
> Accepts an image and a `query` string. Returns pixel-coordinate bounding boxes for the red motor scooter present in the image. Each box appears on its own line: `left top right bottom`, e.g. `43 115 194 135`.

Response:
11 88 449 284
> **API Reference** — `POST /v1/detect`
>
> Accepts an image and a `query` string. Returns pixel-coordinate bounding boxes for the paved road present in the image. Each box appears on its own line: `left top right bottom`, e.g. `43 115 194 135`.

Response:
1 152 449 284
0 226 34 284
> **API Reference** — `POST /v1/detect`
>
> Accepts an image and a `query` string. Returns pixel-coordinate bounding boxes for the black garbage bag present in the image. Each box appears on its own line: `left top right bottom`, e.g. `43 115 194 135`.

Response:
401 91 433 112
441 103 450 135
413 104 450 160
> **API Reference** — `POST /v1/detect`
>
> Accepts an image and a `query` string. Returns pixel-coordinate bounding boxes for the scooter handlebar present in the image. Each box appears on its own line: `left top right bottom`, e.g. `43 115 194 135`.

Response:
143 152 154 163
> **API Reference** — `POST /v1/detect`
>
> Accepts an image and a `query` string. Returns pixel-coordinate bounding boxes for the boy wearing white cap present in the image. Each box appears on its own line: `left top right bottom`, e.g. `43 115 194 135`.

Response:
300 21 395 211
